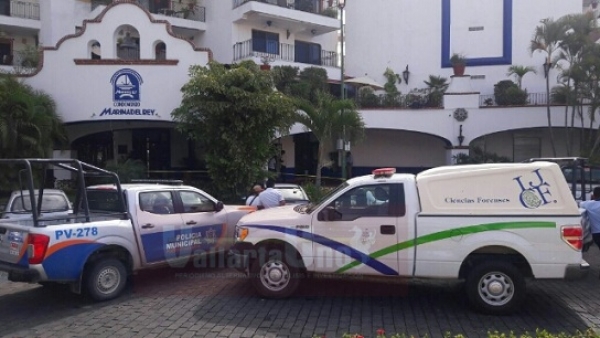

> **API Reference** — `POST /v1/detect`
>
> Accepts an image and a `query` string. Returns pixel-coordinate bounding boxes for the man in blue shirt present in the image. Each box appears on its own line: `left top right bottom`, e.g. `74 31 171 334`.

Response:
580 187 600 250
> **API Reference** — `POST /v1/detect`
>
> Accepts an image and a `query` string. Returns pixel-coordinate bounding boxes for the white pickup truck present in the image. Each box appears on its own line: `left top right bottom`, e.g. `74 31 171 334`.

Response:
0 159 254 301
230 162 589 315
1 189 73 221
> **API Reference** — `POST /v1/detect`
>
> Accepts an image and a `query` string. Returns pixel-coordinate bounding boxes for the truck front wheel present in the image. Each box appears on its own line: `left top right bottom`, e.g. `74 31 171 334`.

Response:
85 258 127 301
465 261 525 315
250 249 301 299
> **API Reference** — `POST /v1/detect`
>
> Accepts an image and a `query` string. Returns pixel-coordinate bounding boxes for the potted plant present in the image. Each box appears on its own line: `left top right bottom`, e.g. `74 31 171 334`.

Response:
260 54 274 70
450 53 466 76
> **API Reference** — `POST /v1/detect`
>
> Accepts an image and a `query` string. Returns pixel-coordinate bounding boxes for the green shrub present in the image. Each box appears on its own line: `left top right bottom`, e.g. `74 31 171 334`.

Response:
494 80 528 106
321 7 338 18
357 87 381 108
301 181 331 202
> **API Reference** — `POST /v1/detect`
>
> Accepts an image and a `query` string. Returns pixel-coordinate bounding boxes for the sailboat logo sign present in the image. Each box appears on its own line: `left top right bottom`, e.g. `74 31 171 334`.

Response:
99 68 156 117
112 69 141 101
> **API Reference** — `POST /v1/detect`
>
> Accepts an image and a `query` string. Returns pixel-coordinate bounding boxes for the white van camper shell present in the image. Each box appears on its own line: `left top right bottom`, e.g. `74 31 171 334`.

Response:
416 162 579 215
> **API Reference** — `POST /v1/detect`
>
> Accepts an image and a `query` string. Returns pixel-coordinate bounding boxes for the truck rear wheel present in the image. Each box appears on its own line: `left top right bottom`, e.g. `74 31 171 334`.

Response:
250 248 301 299
465 261 525 315
85 258 127 301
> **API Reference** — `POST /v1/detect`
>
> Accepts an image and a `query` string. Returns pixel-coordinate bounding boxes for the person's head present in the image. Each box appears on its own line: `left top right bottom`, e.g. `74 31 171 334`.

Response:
252 183 264 194
266 179 275 188
593 187 600 201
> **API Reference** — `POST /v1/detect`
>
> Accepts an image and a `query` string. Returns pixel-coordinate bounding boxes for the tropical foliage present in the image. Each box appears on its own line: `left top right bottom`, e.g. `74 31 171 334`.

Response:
423 75 449 107
506 65 537 89
453 147 511 164
0 75 67 159
494 80 528 106
172 61 295 200
295 93 364 186
529 17 568 156
0 75 67 190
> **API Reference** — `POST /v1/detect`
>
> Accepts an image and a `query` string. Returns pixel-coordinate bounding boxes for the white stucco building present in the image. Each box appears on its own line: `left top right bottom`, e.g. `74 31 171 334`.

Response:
0 0 596 182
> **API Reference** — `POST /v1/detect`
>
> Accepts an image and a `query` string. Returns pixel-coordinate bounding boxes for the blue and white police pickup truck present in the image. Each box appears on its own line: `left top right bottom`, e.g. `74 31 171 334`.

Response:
231 162 589 315
0 159 254 301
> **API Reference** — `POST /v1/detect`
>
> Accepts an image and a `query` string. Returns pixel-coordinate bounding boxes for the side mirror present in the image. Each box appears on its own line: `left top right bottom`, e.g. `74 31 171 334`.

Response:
215 201 224 212
318 206 342 221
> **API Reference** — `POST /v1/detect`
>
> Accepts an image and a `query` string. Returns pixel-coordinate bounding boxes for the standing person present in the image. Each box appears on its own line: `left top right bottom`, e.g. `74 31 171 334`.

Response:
245 183 264 207
258 180 285 209
345 151 353 179
580 186 600 250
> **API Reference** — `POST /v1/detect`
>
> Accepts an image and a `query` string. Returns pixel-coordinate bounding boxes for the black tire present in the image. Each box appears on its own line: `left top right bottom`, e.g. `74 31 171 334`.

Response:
85 258 127 301
465 261 525 315
250 247 302 299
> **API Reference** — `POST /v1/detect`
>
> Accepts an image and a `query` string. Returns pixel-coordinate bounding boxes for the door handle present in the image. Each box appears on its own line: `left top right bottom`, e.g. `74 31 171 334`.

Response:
380 225 395 235
186 220 197 225
141 223 155 229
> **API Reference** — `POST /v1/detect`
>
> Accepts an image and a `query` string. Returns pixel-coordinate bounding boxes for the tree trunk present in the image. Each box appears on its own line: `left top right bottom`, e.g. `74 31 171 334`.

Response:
564 79 572 157
315 142 325 187
546 75 557 157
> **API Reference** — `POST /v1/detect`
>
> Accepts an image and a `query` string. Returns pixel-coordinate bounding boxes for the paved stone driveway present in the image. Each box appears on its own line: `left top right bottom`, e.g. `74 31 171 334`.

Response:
1 249 600 338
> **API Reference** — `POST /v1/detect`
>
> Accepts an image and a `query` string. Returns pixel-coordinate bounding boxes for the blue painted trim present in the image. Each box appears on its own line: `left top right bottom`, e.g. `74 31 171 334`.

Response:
441 0 512 67
246 224 399 276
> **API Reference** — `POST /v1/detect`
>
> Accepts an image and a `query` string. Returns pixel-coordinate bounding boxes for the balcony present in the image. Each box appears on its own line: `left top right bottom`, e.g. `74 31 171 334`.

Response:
233 39 339 68
0 0 40 20
91 0 206 24
232 0 339 36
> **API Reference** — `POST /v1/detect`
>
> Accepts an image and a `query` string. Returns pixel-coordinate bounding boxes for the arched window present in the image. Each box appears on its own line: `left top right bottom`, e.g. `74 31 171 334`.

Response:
89 40 101 59
115 25 140 60
155 41 166 60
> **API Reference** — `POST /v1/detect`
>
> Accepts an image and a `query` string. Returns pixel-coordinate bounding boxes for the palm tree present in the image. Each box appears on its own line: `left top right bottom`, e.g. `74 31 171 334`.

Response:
530 17 567 157
0 75 67 158
506 65 537 89
423 75 449 107
294 92 365 187
555 12 597 156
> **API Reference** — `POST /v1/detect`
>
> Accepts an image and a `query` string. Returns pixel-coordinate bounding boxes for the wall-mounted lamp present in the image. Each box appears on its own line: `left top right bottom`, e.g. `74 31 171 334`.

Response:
310 29 317 35
286 29 291 39
458 124 465 146
266 20 272 27
402 65 410 85
543 61 552 78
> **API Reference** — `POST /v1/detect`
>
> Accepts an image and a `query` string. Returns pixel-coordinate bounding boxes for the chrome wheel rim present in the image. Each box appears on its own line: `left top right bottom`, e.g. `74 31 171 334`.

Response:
477 271 514 307
259 260 291 292
96 266 121 295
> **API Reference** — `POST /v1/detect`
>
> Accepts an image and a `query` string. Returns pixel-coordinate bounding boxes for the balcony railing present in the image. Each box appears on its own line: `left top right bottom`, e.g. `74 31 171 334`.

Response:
233 39 339 68
117 48 140 60
355 93 444 109
0 1 40 20
480 93 550 107
232 0 340 18
91 0 206 22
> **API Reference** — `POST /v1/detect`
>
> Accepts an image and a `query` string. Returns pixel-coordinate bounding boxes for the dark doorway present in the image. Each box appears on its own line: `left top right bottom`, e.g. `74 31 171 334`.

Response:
294 133 319 179
72 131 113 168
0 0 9 16
131 129 171 171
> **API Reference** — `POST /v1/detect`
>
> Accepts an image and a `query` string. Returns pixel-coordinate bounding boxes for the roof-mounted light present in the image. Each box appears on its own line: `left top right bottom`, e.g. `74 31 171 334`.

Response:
372 168 396 178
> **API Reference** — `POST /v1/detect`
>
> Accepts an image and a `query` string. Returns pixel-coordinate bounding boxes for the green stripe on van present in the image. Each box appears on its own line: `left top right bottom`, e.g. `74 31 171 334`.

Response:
334 221 555 274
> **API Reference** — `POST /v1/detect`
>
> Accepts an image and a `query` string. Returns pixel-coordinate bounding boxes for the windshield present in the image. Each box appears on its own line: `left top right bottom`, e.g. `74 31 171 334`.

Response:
11 194 70 213
305 182 349 213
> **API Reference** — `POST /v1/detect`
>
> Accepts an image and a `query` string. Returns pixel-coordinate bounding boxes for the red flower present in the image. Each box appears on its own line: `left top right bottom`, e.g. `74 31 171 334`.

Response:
377 329 386 336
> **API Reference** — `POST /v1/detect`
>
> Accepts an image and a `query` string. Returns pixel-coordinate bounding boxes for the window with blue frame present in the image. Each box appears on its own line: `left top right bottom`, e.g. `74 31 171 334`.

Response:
295 41 321 65
252 30 279 55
